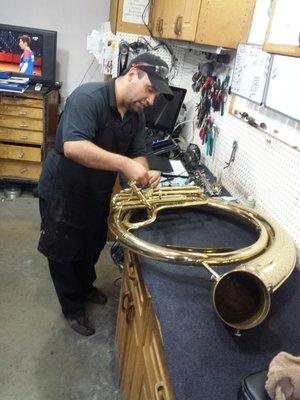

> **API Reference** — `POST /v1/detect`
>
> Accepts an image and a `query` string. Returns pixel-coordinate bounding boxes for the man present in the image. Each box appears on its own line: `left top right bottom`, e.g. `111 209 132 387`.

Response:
19 35 34 74
38 53 173 336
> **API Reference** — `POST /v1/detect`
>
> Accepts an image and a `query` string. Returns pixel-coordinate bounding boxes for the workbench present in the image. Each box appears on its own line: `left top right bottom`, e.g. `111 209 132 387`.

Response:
116 207 300 400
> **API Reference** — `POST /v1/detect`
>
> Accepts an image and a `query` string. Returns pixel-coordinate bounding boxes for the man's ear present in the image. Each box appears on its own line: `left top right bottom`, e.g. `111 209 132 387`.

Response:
127 67 138 82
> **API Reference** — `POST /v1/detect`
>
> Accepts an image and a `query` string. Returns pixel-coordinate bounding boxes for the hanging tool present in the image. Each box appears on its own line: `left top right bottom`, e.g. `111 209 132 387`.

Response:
224 140 238 169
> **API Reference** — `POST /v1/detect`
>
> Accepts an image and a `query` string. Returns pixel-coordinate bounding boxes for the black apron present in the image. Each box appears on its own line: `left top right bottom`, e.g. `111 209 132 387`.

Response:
38 111 136 262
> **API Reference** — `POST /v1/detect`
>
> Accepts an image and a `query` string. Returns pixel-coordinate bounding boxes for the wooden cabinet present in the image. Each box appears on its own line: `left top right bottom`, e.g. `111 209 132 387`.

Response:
151 0 202 42
195 0 256 48
150 0 255 48
115 250 175 400
110 0 150 35
0 88 59 183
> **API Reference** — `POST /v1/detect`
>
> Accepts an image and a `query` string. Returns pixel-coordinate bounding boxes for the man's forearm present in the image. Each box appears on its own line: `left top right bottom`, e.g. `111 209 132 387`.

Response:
133 156 149 170
63 140 127 172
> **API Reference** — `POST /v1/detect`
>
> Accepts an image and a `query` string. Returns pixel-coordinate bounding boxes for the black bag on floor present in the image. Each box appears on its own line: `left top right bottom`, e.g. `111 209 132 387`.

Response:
238 370 271 400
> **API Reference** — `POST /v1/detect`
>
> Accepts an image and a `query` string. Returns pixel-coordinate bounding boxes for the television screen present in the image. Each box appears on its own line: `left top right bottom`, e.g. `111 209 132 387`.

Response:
0 24 56 84
143 86 187 134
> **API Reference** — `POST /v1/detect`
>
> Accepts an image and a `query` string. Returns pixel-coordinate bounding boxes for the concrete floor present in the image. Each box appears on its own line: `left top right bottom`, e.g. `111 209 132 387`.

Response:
0 190 122 400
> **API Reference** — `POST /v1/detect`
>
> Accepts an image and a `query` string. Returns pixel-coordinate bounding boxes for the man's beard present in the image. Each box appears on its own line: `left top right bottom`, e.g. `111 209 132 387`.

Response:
125 100 148 112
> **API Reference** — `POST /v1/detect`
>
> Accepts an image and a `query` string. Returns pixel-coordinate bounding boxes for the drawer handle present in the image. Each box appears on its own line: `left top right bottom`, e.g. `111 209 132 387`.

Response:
174 15 183 35
19 123 28 128
126 300 134 323
18 151 25 159
128 262 136 281
18 111 27 116
121 290 131 311
156 17 163 34
20 135 28 140
155 382 166 400
20 168 28 174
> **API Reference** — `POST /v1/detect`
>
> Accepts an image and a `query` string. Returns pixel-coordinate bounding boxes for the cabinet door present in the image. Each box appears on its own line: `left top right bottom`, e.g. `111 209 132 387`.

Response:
195 0 255 48
151 0 201 41
168 0 202 41
150 0 171 38
110 0 150 35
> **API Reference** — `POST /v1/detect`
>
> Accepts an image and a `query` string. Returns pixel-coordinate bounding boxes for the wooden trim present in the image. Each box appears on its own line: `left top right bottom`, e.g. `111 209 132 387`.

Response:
228 101 299 152
263 43 300 57
263 0 300 57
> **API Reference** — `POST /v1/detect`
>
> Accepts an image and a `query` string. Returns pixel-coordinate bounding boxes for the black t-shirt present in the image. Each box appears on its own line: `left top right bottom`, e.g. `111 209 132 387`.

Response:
39 79 146 199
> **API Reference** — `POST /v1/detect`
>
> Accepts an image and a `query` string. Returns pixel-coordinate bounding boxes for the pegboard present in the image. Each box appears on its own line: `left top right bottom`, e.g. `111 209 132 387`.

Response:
113 32 300 254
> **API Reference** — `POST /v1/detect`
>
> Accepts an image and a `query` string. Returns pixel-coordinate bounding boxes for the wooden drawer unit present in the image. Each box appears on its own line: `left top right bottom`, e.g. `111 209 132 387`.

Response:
0 104 43 119
0 115 43 131
0 127 43 145
116 250 175 400
0 159 42 181
0 88 59 183
1 96 43 108
0 143 42 162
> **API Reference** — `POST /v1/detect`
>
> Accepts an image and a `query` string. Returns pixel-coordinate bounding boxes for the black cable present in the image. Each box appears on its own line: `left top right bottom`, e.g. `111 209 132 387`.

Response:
78 57 96 86
141 0 177 73
114 276 121 288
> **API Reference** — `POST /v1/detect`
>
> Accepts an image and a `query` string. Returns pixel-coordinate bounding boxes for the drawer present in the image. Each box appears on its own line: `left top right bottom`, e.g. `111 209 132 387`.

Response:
0 127 43 145
0 104 43 119
142 316 174 400
0 115 43 131
126 252 151 341
1 96 43 109
0 159 42 181
0 143 42 162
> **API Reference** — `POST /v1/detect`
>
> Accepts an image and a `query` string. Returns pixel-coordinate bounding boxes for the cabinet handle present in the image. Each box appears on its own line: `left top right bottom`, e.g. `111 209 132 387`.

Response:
126 300 134 323
156 17 163 34
18 111 27 116
155 382 166 400
19 123 28 128
174 15 183 35
20 168 28 174
20 135 28 140
128 262 136 281
18 151 25 159
121 290 131 311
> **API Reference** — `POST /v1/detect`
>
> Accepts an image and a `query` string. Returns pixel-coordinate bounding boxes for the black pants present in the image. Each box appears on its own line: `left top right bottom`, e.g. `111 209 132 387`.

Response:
39 198 108 318
48 259 95 318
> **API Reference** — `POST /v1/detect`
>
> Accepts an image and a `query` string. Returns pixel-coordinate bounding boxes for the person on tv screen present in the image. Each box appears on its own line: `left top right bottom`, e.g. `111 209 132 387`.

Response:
18 35 34 74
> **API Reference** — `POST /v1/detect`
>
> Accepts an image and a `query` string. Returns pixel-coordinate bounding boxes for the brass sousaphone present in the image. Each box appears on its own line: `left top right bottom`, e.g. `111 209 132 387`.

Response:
109 183 296 331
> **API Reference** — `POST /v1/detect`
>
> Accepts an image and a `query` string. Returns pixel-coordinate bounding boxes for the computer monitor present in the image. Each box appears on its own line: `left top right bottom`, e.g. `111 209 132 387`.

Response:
143 85 187 134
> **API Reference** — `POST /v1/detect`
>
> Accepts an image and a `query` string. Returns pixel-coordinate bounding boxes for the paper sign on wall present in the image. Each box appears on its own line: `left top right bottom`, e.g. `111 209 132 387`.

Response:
122 0 149 25
231 43 272 104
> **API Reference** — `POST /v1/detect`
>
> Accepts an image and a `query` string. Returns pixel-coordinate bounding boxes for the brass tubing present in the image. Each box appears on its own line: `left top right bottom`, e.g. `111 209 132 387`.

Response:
109 185 296 330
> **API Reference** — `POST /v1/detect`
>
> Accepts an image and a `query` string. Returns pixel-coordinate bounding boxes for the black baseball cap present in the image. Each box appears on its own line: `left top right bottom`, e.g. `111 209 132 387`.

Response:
126 53 174 99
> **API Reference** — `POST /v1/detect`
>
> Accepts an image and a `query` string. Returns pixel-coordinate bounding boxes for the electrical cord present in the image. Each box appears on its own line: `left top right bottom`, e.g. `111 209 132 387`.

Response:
78 57 96 86
141 0 178 76
114 277 121 288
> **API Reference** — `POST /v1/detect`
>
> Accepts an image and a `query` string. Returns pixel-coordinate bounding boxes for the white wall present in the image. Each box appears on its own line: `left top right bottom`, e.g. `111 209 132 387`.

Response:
0 0 111 101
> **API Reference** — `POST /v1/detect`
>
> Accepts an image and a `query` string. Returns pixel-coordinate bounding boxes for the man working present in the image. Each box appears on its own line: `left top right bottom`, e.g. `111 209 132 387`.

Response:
38 53 173 336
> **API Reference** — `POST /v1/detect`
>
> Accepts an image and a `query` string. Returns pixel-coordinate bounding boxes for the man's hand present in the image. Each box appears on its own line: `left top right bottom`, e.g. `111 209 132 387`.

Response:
122 159 150 187
148 170 161 188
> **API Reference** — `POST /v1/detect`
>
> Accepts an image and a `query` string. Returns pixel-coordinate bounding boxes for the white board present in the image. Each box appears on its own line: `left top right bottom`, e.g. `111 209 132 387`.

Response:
265 55 300 121
231 43 273 104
